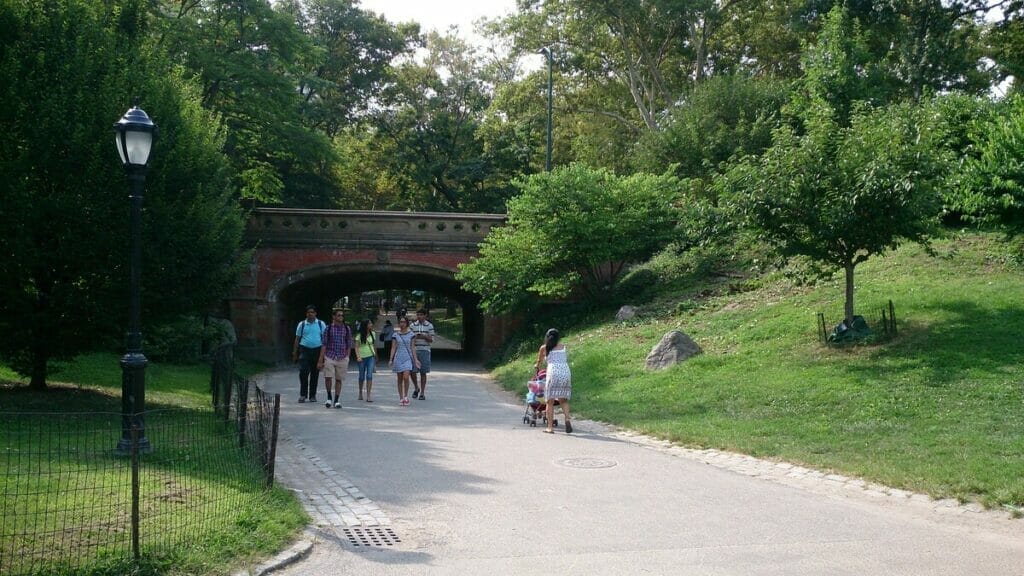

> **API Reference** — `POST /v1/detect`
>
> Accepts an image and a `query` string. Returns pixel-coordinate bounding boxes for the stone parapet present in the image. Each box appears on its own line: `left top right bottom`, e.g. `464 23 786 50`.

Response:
248 208 505 251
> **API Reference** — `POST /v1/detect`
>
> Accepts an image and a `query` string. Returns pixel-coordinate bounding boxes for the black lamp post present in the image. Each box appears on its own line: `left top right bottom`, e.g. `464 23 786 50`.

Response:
539 46 553 172
114 101 157 455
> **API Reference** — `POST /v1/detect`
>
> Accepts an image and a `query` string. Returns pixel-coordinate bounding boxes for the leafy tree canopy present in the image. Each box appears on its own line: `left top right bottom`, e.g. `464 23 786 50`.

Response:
456 165 681 314
0 0 244 388
725 101 948 324
957 95 1024 233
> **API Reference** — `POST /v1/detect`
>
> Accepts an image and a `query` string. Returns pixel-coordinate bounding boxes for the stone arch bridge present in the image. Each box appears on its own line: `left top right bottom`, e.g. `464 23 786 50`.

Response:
227 208 512 361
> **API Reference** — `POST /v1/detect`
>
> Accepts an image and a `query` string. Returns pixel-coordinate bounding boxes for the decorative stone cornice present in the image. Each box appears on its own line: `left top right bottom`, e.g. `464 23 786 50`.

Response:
247 208 506 251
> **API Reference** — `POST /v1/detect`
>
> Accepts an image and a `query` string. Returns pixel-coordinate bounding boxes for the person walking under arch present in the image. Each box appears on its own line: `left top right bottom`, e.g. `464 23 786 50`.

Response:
356 318 377 402
410 308 435 400
318 309 358 409
389 316 419 406
379 319 394 362
292 305 326 403
534 328 572 434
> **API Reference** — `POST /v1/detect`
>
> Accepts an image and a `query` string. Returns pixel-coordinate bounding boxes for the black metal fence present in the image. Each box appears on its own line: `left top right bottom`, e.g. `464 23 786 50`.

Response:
0 346 280 576
817 299 898 344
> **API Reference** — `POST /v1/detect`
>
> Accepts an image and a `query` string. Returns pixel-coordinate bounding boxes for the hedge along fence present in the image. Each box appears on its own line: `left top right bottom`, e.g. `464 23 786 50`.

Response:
0 347 281 576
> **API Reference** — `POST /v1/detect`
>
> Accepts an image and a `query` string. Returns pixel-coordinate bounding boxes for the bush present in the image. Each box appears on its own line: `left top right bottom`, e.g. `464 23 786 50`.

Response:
145 316 229 363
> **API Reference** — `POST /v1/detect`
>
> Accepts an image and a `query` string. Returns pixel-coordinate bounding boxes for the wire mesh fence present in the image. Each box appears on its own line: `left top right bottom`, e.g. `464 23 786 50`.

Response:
0 346 280 576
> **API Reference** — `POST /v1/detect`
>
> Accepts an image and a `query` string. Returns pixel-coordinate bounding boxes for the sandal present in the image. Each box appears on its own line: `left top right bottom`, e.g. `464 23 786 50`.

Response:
542 428 554 434
565 422 573 434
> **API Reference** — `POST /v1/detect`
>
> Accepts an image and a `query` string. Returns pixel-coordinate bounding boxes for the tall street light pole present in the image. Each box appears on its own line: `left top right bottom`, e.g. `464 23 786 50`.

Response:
539 46 553 172
114 100 157 455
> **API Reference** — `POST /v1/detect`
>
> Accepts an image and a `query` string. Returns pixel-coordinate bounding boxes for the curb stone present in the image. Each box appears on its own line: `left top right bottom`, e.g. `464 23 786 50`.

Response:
232 530 315 576
590 420 1022 524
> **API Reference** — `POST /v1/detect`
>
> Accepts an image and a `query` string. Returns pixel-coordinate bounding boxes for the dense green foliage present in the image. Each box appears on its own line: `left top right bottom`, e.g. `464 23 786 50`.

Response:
456 165 680 314
0 0 244 388
960 96 1024 234
726 102 947 324
3 0 1024 380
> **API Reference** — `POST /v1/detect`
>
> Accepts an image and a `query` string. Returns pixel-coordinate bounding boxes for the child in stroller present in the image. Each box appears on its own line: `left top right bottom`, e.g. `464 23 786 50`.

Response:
522 369 560 428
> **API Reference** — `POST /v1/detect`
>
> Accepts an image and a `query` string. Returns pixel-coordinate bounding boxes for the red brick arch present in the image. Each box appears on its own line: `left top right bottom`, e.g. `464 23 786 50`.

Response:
226 209 514 360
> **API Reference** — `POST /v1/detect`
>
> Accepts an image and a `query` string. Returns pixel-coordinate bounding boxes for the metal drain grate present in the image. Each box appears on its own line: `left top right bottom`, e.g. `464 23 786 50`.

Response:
341 526 402 547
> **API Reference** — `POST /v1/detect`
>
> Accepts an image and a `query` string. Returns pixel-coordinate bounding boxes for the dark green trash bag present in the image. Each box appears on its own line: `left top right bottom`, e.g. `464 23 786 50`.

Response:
827 315 872 343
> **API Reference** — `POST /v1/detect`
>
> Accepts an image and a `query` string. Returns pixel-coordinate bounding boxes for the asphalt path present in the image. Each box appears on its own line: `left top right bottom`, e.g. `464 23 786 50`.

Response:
256 360 1024 576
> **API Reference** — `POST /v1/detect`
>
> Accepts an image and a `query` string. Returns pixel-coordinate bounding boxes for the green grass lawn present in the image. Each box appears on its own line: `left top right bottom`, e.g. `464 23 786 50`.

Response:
432 310 464 345
493 232 1024 509
1 354 307 576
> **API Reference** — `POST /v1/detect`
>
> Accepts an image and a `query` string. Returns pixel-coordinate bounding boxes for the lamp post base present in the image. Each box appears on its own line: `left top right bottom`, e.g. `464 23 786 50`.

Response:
116 351 152 455
115 435 152 456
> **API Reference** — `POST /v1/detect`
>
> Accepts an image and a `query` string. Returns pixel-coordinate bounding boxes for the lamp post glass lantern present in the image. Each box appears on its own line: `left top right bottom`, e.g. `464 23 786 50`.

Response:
114 101 157 455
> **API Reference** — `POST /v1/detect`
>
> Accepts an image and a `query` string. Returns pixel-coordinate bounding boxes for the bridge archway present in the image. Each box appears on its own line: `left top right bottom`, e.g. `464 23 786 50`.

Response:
269 262 483 359
226 209 513 362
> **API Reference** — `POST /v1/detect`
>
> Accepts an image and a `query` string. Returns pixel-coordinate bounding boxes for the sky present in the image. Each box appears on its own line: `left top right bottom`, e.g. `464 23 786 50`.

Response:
359 0 519 44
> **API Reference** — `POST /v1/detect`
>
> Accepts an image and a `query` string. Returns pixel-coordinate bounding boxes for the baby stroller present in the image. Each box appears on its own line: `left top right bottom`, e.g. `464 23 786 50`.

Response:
522 369 559 428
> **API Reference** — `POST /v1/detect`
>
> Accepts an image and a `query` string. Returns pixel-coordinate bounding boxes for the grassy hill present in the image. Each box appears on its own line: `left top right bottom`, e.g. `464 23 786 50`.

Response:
492 232 1024 509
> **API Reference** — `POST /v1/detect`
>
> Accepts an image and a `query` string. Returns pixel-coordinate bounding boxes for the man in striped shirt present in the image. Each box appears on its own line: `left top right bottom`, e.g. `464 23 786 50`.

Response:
317 309 359 409
410 308 435 400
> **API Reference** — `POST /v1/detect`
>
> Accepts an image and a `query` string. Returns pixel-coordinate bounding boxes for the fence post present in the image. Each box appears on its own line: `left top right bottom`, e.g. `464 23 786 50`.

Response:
266 393 281 488
238 378 249 449
130 418 141 562
889 300 897 336
209 348 220 411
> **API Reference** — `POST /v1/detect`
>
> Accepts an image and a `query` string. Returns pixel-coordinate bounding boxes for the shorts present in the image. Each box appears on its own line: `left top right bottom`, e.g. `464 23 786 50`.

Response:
415 349 431 374
322 356 349 381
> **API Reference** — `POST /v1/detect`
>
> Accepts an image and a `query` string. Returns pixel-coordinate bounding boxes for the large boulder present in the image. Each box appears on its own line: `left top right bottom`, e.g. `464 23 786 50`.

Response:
615 305 637 322
645 330 702 370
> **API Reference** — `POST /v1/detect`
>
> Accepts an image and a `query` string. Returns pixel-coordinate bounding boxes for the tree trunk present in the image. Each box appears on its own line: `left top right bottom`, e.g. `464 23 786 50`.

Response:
844 262 856 326
29 345 48 391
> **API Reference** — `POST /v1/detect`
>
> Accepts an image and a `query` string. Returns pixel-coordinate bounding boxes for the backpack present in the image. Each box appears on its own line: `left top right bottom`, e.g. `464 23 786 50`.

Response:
298 319 326 341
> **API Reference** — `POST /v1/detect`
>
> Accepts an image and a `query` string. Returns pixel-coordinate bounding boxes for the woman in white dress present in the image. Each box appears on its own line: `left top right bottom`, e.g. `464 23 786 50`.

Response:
534 328 572 434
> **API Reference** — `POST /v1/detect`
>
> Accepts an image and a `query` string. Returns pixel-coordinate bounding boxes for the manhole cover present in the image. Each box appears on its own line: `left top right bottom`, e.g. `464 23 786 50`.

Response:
341 526 402 547
557 457 617 469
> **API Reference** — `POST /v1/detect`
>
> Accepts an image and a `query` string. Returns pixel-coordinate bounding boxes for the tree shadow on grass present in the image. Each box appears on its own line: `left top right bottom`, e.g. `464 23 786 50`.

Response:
856 299 1024 387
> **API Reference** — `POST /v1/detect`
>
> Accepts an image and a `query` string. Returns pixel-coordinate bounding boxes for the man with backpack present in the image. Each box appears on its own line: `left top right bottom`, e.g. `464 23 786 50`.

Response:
292 305 326 403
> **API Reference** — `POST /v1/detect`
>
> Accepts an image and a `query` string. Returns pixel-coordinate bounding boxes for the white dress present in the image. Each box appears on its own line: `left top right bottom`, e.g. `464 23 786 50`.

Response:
544 347 572 399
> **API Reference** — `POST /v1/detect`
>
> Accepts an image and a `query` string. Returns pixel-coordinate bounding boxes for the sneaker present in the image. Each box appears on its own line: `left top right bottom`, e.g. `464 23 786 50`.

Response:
334 401 341 409
309 396 317 403
326 400 332 408
298 396 306 403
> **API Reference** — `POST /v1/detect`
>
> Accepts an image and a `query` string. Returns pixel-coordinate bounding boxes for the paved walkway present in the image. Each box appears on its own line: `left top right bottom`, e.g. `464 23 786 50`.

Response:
241 361 1024 576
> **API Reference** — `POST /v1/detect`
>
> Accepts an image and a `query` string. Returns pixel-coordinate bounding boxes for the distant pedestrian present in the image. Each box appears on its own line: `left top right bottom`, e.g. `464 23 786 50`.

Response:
409 308 435 400
379 319 394 362
356 318 377 402
292 305 326 403
318 309 357 409
534 328 572 434
389 316 419 406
